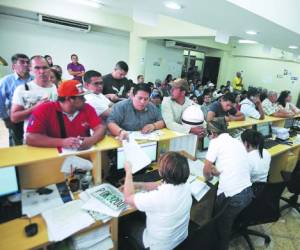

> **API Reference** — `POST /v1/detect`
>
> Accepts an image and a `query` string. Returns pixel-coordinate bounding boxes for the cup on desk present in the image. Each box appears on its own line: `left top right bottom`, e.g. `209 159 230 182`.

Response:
69 178 80 192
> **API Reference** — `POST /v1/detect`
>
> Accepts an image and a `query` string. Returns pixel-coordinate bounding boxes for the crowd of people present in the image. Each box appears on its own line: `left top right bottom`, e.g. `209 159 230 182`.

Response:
0 52 298 249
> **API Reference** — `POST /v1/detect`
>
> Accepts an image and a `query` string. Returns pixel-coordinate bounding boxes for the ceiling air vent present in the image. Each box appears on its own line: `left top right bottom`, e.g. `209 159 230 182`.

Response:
38 14 91 32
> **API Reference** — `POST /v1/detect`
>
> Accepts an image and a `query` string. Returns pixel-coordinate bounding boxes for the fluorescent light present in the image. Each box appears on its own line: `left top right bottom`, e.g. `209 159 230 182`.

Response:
238 39 257 44
246 30 257 35
164 1 182 10
289 45 298 49
70 0 102 8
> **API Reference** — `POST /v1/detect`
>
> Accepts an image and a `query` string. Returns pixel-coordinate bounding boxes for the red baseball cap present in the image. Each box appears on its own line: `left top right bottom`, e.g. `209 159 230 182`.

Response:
58 80 89 97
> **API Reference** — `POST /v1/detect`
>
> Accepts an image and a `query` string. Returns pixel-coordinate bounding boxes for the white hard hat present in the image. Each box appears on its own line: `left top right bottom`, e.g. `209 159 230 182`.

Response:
182 105 205 128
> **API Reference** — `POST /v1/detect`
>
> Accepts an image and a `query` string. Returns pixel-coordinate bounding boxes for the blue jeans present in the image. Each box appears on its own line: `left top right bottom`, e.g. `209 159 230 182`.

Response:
215 186 254 250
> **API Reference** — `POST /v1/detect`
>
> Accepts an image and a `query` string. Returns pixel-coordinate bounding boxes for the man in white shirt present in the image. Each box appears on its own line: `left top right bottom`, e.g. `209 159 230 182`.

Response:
240 87 264 120
10 55 57 140
203 119 253 250
84 70 113 119
123 152 192 250
161 78 205 137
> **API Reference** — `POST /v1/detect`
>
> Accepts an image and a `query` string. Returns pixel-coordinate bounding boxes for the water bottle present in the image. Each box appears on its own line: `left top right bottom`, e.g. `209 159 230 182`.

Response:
81 171 93 191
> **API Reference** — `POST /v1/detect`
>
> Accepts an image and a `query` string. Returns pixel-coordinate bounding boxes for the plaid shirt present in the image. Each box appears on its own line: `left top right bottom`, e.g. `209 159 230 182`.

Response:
262 98 279 116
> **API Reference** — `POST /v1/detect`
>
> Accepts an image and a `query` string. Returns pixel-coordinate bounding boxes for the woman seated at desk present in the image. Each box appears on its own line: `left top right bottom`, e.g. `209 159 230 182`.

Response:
123 152 192 250
277 90 300 116
241 129 271 183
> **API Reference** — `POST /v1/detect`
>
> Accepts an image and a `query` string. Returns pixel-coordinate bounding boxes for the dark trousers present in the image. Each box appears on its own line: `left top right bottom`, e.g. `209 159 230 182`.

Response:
215 186 253 250
120 212 148 250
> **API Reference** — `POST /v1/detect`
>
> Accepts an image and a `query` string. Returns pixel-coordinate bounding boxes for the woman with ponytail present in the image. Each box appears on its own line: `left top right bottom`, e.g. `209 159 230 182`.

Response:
241 129 271 182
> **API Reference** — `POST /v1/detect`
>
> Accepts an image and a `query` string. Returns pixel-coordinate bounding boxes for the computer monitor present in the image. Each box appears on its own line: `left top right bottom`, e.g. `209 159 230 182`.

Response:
202 136 210 150
284 118 294 129
117 141 158 170
0 166 20 198
254 122 272 138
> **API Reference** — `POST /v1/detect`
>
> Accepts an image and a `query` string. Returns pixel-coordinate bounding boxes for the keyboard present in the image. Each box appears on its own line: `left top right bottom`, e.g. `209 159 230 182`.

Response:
133 169 161 182
264 139 280 149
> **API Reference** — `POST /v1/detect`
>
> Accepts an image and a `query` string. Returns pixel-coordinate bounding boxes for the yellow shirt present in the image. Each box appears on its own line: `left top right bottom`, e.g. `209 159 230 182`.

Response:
232 76 243 91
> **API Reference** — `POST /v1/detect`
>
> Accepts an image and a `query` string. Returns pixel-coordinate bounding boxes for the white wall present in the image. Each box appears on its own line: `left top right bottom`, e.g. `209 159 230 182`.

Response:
0 15 129 79
224 44 300 103
144 40 184 83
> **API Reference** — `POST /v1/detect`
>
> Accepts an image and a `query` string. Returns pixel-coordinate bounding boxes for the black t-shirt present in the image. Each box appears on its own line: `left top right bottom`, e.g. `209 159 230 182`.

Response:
208 101 237 117
102 73 132 98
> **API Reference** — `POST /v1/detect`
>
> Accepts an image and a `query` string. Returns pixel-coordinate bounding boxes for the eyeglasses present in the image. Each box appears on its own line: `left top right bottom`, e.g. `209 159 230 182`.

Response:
91 81 103 86
34 66 49 70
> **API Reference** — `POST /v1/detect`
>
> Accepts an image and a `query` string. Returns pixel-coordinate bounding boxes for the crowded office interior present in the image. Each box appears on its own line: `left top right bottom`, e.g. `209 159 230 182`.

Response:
1 0 300 249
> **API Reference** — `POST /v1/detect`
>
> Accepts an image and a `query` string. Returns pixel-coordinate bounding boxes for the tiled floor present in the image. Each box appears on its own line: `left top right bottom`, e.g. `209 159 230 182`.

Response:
229 193 300 250
1 122 300 249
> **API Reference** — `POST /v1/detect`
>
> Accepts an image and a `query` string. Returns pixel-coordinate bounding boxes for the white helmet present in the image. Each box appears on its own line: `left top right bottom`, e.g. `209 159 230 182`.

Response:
182 105 205 128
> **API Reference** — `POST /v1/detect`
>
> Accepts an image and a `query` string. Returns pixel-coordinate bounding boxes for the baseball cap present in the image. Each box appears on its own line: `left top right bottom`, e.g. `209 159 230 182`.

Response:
171 78 189 92
58 80 89 97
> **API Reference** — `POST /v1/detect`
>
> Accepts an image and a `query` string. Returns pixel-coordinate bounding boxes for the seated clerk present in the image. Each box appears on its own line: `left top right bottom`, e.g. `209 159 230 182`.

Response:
262 91 294 118
241 129 271 183
107 83 165 141
207 92 245 122
240 87 265 120
84 70 113 120
161 78 205 138
26 80 106 149
277 90 300 115
123 152 192 250
203 120 253 250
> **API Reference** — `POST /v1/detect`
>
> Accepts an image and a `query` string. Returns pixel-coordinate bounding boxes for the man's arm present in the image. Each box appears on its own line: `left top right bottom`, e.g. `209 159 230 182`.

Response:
161 99 190 134
107 122 128 140
141 120 165 133
26 133 82 148
80 124 106 149
67 69 81 76
10 99 48 123
271 110 294 118
227 110 245 121
206 111 216 122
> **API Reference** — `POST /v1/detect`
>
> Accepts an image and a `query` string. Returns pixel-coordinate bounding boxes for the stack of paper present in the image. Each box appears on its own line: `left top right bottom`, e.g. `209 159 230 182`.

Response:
80 183 127 217
42 200 95 242
70 224 113 250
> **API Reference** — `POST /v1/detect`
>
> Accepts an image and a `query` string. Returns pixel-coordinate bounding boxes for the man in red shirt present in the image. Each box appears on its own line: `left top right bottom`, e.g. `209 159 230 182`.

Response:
26 80 106 149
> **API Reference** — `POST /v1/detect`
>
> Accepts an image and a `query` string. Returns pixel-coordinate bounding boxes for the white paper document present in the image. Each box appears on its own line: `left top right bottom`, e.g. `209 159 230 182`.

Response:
169 134 198 157
71 224 112 250
60 155 93 174
123 138 151 174
187 159 210 201
42 200 95 242
22 184 64 217
81 184 127 217
128 130 164 141
58 146 95 156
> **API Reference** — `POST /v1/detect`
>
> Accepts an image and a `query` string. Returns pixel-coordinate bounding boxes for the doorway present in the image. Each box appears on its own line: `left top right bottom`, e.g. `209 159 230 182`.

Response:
202 56 220 85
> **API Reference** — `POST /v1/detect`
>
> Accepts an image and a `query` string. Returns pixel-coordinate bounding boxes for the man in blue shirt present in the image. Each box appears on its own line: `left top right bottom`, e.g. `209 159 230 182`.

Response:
0 53 33 145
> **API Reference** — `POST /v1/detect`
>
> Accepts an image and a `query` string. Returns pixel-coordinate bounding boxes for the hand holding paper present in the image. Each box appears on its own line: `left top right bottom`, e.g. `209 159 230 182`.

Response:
122 138 151 174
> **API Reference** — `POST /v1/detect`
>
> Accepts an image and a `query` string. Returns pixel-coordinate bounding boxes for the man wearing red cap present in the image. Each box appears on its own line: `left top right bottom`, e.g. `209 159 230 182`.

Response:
26 80 106 149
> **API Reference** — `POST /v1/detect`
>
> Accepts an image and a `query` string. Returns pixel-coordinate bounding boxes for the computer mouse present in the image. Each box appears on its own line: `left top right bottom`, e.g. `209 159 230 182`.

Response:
36 187 53 195
25 223 38 237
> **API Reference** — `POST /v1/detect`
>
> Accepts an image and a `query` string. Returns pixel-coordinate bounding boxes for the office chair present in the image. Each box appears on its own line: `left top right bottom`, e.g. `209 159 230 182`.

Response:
232 181 286 250
280 163 300 214
175 201 229 250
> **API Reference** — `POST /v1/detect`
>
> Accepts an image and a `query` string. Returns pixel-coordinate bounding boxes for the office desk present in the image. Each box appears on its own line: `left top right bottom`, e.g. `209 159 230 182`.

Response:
267 137 300 182
228 116 284 130
0 129 183 250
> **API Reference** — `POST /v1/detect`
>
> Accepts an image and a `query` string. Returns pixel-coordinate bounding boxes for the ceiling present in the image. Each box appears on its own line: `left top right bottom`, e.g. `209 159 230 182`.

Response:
98 0 300 54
